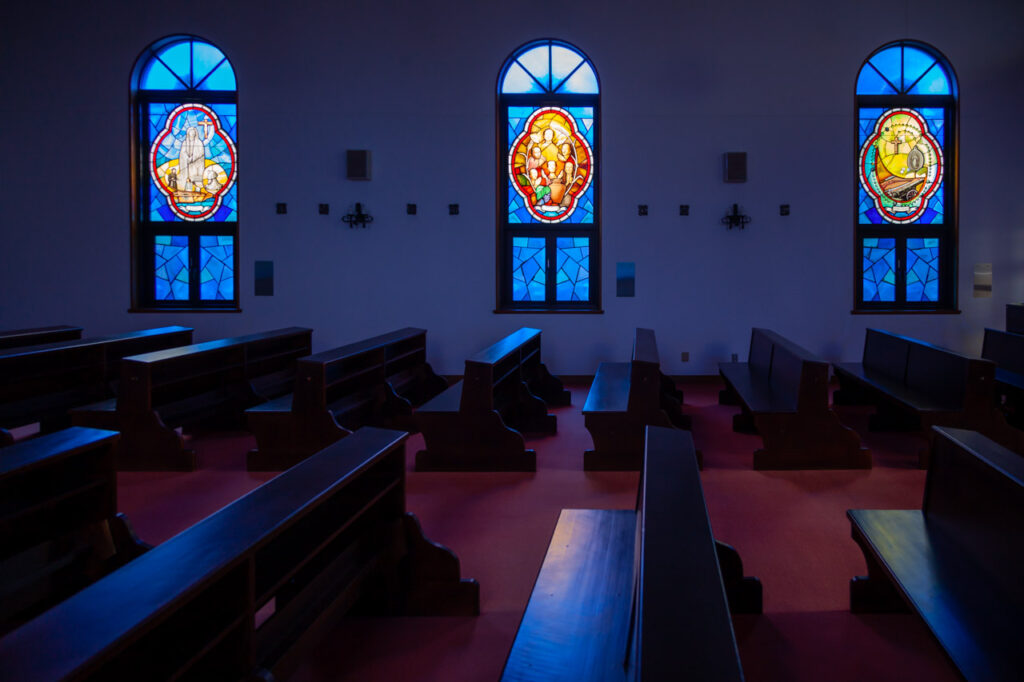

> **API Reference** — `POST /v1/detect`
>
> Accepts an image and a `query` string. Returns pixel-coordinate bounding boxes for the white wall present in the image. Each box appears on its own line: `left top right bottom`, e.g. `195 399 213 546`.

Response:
2 0 1023 374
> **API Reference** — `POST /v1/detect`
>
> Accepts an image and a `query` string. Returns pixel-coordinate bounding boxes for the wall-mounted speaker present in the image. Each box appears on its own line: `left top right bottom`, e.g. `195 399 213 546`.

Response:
724 152 747 183
346 150 371 180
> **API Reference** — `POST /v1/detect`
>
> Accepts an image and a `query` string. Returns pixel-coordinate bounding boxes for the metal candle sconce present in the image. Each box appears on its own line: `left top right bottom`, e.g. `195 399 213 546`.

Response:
342 203 374 228
722 204 751 230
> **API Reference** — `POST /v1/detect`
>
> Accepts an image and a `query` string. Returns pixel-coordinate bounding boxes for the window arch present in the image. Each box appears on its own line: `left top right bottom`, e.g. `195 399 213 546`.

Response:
497 40 600 311
131 36 238 310
855 41 957 310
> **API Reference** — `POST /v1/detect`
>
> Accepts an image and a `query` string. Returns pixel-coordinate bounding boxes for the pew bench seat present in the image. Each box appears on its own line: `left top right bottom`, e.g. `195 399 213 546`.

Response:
718 362 795 415
833 362 962 414
848 427 1024 681
582 329 691 471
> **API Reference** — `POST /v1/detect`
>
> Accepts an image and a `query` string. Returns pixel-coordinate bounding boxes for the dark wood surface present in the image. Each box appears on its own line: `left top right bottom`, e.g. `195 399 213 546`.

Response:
0 427 147 636
833 328 1016 466
72 327 311 471
0 426 478 682
247 328 447 471
416 328 566 471
718 328 868 470
583 328 691 471
502 426 755 682
1006 303 1024 335
848 427 1024 682
982 328 1024 429
0 325 82 350
0 326 194 443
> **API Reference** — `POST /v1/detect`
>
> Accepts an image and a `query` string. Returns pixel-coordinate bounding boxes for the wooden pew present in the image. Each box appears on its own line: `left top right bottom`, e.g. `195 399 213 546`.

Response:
1006 303 1024 335
582 328 692 471
72 327 312 471
246 328 448 471
0 326 194 444
981 327 1024 429
0 427 148 637
848 427 1024 681
415 327 566 472
718 328 869 470
501 426 760 681
0 325 82 350
0 427 479 682
833 328 1002 466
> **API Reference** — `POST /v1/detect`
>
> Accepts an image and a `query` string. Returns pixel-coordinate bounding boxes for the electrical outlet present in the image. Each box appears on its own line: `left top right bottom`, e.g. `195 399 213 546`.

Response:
680 351 689 362
731 353 738 362
448 203 459 215
638 204 648 216
318 203 329 215
276 202 287 215
680 204 689 216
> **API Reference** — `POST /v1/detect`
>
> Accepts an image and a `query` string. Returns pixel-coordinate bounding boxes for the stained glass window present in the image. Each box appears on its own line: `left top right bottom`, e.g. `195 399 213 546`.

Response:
854 42 956 310
498 40 600 310
132 36 239 310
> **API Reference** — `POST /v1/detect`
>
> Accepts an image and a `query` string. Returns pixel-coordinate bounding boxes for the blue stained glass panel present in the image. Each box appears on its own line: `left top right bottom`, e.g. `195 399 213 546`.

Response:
551 45 583 83
192 42 227 85
908 66 951 95
516 46 551 89
558 63 599 94
154 235 189 300
512 237 546 301
197 61 236 91
862 237 896 302
856 65 898 95
556 237 590 302
868 47 902 90
902 47 937 91
501 62 543 94
148 102 238 222
199 235 234 300
157 42 192 87
906 237 940 302
140 58 186 90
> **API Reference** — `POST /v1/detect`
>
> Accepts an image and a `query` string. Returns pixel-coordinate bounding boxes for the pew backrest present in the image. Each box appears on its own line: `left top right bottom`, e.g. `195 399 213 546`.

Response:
862 328 910 380
924 427 1024 607
461 328 542 412
627 328 663 414
982 327 1024 376
0 427 410 681
0 326 82 351
627 426 743 681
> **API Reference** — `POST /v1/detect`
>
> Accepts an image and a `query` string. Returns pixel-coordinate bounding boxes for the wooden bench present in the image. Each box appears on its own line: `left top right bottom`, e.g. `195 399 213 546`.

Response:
0 325 82 350
718 328 869 470
415 327 567 471
246 327 448 471
981 327 1024 429
0 427 148 637
1006 303 1024 335
72 327 312 471
0 427 478 682
833 328 1001 466
501 426 760 681
848 427 1024 681
0 326 194 445
582 328 692 471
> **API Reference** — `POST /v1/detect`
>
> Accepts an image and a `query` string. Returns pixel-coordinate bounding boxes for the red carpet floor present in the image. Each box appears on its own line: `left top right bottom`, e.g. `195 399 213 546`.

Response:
117 380 959 681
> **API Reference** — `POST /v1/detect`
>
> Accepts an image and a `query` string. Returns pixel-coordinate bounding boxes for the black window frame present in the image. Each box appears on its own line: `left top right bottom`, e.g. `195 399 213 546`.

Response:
495 39 602 313
854 40 958 313
130 35 240 312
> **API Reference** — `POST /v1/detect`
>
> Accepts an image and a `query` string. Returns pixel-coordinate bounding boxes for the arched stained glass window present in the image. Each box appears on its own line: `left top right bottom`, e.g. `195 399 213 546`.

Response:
131 36 238 309
855 42 957 310
497 40 600 310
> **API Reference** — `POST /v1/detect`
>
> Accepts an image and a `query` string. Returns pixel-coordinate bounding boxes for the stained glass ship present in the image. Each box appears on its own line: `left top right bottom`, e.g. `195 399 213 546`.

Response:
879 175 925 202
172 188 215 203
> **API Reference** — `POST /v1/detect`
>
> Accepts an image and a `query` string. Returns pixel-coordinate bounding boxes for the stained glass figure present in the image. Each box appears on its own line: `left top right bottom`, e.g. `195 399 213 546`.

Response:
200 235 234 300
512 237 546 301
149 103 238 222
862 237 896 302
906 237 940 302
154 235 189 300
508 107 595 223
858 108 943 224
556 237 589 302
